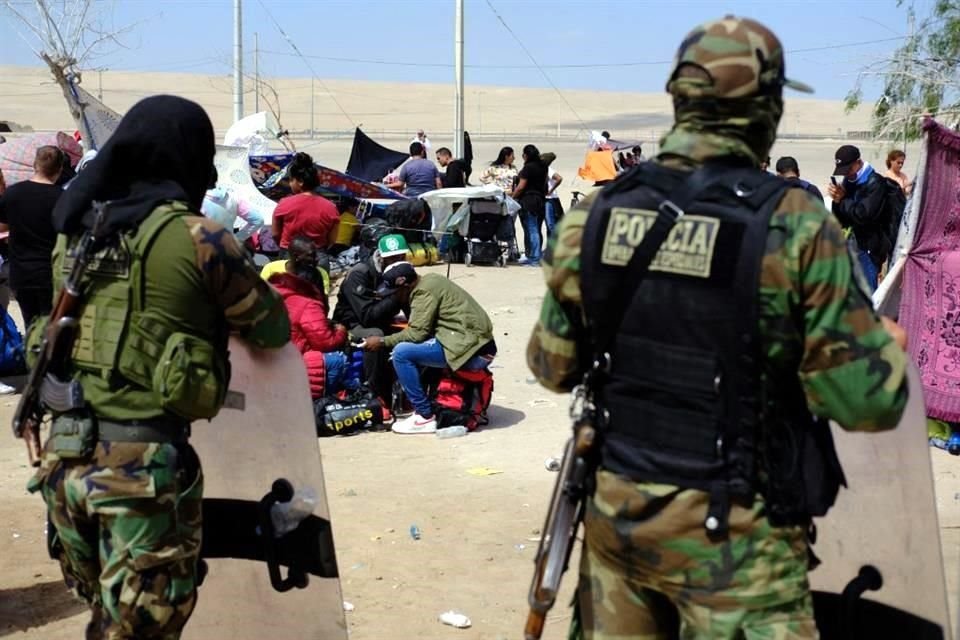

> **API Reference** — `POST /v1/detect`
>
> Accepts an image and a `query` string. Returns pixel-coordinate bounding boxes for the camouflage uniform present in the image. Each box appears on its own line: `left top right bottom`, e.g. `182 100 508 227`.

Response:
28 213 289 639
527 17 909 640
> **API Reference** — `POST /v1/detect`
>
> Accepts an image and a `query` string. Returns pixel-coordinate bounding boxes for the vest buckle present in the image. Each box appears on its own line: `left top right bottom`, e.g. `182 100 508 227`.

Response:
658 199 686 222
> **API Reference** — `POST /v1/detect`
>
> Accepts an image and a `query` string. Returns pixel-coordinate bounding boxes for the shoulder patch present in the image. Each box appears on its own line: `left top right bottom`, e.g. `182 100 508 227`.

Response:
601 207 720 278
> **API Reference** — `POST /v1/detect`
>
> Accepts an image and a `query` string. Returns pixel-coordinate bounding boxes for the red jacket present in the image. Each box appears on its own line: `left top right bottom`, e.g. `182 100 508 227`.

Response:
269 272 347 397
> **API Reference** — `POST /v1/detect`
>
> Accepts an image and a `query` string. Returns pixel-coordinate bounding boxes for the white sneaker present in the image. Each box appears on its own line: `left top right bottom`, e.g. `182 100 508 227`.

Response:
0 381 15 395
391 413 438 434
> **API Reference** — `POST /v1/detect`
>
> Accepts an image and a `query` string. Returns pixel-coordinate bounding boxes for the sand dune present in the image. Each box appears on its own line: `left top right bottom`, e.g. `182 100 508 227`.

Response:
2 63 875 139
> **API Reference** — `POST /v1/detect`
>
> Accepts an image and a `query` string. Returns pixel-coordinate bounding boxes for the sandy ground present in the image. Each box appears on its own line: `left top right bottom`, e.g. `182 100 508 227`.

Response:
0 64 947 639
1 260 959 639
0 263 580 640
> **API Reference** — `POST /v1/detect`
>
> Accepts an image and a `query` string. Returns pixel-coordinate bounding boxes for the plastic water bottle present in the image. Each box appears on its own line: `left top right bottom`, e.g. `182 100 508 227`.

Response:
436 425 468 439
270 487 318 537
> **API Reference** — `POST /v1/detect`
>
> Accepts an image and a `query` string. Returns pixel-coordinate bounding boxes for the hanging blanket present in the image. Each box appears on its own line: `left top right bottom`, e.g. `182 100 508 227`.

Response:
901 118 960 421
345 128 408 183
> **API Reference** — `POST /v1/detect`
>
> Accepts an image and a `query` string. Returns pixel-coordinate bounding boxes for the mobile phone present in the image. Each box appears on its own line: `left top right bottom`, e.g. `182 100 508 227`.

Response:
830 176 838 186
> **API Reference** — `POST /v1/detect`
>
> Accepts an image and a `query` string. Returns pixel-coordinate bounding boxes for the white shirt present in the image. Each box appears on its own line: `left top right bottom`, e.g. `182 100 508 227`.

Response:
546 164 561 200
411 136 431 151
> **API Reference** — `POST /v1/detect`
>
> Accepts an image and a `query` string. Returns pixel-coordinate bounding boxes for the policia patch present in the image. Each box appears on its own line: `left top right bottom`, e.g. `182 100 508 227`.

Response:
601 207 720 278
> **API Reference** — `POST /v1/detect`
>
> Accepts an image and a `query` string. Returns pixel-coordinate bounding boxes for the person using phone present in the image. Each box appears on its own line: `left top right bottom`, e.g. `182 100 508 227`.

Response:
827 144 889 291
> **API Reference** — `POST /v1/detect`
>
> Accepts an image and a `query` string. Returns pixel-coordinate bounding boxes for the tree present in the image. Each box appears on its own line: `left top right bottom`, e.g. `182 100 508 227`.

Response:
846 1 960 141
2 0 141 148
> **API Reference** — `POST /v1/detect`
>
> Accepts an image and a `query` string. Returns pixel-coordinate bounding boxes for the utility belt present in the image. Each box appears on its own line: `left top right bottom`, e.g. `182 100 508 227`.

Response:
48 412 191 459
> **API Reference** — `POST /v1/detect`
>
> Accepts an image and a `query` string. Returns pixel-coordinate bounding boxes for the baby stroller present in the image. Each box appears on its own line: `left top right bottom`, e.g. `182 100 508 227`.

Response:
462 198 509 267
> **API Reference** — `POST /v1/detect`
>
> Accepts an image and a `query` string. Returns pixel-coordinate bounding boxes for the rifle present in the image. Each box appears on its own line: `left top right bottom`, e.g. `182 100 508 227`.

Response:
12 202 109 466
525 383 599 640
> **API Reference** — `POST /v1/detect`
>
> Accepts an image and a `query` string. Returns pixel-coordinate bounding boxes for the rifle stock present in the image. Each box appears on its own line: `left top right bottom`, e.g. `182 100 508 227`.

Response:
525 418 596 640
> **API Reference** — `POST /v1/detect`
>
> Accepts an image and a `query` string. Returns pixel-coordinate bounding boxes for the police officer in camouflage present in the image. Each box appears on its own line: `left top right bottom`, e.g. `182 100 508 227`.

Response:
528 17 910 639
26 96 290 639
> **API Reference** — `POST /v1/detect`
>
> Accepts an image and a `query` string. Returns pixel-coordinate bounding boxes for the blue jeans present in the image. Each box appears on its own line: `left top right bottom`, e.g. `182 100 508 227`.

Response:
392 338 490 417
857 249 879 292
545 200 560 239
519 210 542 264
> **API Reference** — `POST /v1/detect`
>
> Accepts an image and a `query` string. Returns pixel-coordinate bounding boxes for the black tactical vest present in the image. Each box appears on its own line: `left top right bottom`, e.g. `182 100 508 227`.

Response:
580 162 842 535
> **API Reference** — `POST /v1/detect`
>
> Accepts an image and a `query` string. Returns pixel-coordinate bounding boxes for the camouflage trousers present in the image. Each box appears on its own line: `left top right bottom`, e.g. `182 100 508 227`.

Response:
571 470 818 640
28 440 204 640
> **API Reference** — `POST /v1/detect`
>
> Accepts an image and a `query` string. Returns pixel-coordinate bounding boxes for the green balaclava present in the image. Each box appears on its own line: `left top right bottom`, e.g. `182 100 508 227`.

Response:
658 16 813 168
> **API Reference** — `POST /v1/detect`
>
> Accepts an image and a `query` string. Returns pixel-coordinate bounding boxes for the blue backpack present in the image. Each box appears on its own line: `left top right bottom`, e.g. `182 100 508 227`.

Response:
0 308 26 375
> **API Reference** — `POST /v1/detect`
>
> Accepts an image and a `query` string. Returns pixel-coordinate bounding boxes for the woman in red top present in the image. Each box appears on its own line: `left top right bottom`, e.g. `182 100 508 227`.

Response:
267 236 348 398
271 152 340 251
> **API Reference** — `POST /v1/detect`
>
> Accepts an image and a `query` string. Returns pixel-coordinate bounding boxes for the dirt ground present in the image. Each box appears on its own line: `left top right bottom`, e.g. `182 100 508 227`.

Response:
0 263 957 639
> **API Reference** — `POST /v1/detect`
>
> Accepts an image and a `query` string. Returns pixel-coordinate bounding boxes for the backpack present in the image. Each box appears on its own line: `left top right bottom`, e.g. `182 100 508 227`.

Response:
358 217 392 261
0 307 25 375
385 199 433 244
880 176 908 251
425 368 494 431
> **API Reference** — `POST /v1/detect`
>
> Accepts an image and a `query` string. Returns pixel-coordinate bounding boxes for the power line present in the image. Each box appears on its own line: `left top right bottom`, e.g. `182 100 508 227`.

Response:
256 36 909 71
484 0 589 134
256 48 672 69
254 0 356 127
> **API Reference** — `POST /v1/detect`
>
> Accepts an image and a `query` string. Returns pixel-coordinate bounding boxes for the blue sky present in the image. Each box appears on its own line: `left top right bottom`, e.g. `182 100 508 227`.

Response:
0 0 922 100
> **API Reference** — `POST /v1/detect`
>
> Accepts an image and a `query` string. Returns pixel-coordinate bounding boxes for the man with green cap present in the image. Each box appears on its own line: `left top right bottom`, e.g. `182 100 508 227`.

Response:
527 16 909 638
333 233 408 397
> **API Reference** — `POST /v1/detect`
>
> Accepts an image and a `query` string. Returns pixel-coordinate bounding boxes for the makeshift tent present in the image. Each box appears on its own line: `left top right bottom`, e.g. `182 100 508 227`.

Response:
224 112 289 155
61 78 121 151
214 144 278 225
345 128 408 183
0 132 82 185
418 185 519 240
577 150 618 182
875 117 960 422
250 153 294 187
258 156 405 203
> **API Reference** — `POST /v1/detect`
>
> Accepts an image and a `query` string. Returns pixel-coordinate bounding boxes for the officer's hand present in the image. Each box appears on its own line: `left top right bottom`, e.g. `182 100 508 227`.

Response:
362 335 385 351
881 316 908 350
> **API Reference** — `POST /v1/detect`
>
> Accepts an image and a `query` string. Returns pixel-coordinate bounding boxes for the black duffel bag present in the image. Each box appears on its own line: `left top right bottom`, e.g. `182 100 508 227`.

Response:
313 387 385 437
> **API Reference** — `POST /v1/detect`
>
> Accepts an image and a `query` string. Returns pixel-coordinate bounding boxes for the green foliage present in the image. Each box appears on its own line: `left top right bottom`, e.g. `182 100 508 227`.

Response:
847 1 960 140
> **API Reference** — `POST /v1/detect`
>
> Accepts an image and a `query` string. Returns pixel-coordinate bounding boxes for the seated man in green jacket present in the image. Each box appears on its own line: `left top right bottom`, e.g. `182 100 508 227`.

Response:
361 262 496 434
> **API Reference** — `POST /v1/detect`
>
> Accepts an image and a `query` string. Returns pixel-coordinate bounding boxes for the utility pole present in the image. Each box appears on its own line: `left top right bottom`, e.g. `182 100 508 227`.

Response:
310 77 315 139
254 32 260 113
97 69 103 101
233 0 244 123
453 0 464 158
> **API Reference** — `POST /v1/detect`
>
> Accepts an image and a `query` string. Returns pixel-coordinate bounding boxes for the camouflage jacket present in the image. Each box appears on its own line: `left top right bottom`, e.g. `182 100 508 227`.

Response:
527 172 909 432
42 207 290 421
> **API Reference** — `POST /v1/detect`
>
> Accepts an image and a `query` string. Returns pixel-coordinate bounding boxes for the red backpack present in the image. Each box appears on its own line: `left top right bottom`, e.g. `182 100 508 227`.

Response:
428 368 494 431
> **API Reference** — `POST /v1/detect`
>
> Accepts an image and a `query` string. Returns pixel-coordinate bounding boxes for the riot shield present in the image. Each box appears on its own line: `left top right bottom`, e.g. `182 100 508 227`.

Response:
809 363 952 640
185 339 347 639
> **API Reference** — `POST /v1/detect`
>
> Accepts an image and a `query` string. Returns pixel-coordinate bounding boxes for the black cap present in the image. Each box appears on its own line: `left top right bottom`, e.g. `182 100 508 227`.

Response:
376 261 418 295
775 156 799 174
833 145 861 176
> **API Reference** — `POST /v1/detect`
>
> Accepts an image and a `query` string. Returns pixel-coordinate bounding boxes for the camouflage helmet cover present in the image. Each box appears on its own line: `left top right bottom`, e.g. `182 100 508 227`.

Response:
667 16 813 99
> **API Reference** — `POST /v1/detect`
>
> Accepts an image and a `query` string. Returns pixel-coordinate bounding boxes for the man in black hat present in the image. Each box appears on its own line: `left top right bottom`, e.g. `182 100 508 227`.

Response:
827 143 889 290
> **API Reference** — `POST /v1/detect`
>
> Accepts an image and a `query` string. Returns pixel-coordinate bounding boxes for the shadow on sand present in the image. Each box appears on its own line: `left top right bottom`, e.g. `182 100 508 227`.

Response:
485 405 526 430
0 579 86 637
